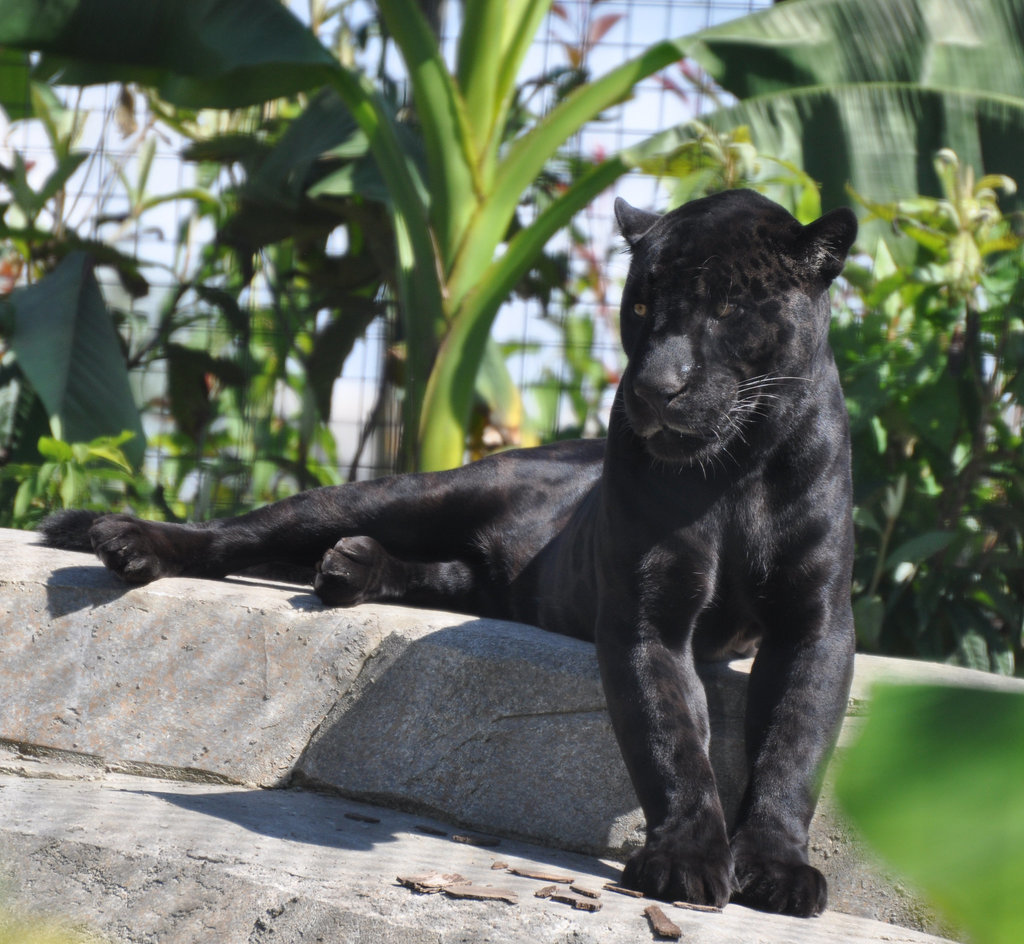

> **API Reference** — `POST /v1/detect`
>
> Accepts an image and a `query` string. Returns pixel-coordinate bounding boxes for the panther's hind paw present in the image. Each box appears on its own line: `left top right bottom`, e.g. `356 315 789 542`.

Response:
314 535 386 606
89 514 181 584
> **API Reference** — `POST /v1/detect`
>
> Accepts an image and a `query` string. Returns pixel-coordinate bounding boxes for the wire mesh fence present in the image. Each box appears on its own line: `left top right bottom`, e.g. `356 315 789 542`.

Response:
0 0 769 516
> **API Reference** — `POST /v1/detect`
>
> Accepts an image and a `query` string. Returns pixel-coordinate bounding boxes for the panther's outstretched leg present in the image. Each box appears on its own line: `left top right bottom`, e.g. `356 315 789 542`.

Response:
38 438 604 588
599 627 734 909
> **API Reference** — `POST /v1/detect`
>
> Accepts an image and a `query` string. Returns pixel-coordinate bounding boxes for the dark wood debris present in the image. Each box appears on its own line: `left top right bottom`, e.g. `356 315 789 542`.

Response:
451 833 501 848
443 883 518 905
397 872 517 904
413 824 447 837
534 884 558 899
644 904 682 940
343 811 380 824
671 899 722 914
603 882 645 898
569 883 601 899
548 890 602 912
506 866 575 883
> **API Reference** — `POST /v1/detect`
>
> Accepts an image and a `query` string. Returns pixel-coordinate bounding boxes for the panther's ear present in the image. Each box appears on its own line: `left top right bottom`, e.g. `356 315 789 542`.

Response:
798 207 858 283
615 198 660 248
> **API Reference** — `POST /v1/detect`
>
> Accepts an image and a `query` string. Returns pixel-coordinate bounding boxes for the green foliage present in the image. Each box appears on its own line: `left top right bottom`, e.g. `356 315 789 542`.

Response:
0 432 156 528
836 151 1024 673
0 80 149 479
340 0 701 471
0 0 337 109
0 82 151 295
0 0 703 474
650 122 826 223
0 48 31 120
836 683 1024 944
524 311 616 442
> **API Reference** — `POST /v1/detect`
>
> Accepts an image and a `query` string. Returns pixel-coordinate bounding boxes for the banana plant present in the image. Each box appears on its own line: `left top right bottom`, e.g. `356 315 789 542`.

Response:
0 0 694 471
269 0 1024 468
347 0 692 469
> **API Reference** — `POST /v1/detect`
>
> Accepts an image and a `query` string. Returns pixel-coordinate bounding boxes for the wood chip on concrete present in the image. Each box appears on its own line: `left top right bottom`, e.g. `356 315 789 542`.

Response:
451 833 501 847
672 899 722 914
548 890 602 912
442 883 518 905
604 882 645 898
413 823 447 836
397 872 517 904
644 904 683 940
506 866 575 883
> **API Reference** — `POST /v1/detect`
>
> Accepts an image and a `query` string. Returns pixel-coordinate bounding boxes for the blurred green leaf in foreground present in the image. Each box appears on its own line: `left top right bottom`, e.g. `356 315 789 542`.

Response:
836 684 1024 944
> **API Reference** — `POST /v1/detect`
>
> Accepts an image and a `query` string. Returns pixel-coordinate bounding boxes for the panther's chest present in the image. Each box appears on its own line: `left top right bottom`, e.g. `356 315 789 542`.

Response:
630 473 784 631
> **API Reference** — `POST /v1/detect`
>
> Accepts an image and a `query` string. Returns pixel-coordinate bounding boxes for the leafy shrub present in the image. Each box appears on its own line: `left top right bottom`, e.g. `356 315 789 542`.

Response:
836 152 1024 674
0 433 159 528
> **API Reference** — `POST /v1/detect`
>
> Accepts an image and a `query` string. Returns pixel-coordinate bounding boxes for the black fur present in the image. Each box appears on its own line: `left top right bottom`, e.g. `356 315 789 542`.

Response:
40 190 858 917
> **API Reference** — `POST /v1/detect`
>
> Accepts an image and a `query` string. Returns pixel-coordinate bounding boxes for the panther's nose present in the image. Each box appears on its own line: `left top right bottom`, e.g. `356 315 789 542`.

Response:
632 373 691 415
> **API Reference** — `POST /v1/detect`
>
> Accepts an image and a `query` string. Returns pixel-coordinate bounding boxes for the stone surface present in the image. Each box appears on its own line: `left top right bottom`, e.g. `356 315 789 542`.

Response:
3 526 1021 940
0 750 959 944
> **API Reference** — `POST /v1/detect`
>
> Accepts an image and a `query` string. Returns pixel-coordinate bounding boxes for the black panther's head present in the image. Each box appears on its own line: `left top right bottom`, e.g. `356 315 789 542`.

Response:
614 189 856 468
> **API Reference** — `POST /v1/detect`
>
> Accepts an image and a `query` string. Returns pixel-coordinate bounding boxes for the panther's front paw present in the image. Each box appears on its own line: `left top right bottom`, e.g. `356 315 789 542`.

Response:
89 515 180 584
622 837 733 909
314 535 386 606
732 853 827 917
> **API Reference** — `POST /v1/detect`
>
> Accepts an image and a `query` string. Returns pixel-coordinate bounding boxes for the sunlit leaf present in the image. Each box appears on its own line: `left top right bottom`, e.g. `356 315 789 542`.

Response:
692 0 1024 216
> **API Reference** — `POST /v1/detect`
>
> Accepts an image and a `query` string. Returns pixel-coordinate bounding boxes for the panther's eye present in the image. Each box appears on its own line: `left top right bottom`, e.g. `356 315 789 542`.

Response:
633 303 647 317
716 302 737 319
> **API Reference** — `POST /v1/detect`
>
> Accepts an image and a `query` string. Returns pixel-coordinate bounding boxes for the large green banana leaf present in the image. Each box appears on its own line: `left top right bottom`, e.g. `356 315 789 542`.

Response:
690 0 1024 209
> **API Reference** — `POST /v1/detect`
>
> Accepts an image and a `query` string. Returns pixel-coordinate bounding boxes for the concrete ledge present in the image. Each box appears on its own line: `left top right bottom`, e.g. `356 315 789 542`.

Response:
3 527 1022 940
1 529 642 854
0 751 959 944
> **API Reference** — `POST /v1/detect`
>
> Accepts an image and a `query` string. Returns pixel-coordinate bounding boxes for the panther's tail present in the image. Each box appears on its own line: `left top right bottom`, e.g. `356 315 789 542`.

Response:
37 509 103 552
